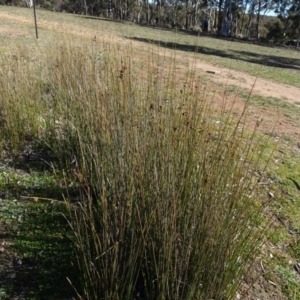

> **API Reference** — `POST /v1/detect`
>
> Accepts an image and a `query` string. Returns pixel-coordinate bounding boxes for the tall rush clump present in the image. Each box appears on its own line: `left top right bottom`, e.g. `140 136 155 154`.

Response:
0 39 272 299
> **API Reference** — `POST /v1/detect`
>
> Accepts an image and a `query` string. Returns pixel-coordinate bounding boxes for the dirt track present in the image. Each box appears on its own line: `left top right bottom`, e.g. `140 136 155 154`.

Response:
195 60 300 104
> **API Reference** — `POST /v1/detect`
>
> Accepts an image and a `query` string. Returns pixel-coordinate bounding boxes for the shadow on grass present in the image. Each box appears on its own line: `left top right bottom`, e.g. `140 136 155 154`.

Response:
128 36 300 71
0 151 80 299
0 199 79 299
77 14 297 52
9 202 78 299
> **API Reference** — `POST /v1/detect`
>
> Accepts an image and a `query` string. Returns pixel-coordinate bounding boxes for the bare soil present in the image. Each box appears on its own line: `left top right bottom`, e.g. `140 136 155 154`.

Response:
198 60 300 105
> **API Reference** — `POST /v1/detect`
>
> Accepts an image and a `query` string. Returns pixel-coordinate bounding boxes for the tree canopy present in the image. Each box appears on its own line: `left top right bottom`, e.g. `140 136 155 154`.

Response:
2 0 300 42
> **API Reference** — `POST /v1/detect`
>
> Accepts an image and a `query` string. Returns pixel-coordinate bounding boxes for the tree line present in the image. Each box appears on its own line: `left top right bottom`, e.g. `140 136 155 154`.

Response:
1 0 300 42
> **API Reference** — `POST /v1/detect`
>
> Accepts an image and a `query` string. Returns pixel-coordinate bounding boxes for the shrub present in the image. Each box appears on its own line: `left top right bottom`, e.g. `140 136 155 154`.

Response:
259 26 269 39
266 19 285 43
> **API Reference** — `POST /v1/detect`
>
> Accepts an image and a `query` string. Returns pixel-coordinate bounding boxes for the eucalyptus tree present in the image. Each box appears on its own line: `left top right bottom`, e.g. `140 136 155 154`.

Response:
288 0 300 45
273 0 300 42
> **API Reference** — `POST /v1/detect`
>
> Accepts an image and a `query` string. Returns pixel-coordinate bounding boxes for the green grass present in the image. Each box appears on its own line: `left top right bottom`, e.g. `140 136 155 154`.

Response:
253 133 300 299
0 157 77 299
276 265 300 299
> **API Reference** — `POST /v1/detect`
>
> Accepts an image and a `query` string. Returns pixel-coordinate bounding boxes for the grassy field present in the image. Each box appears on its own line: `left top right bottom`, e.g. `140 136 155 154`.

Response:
0 6 300 300
1 6 300 88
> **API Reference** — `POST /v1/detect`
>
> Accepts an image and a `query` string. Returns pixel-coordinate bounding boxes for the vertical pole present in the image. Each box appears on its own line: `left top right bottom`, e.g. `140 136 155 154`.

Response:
33 0 38 39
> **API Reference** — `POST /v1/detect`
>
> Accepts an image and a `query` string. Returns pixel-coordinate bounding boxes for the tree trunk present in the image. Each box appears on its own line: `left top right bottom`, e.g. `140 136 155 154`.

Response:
256 0 261 39
185 0 189 29
238 0 250 35
145 0 149 23
218 0 224 32
246 1 255 38
82 0 88 14
221 0 232 36
156 0 161 25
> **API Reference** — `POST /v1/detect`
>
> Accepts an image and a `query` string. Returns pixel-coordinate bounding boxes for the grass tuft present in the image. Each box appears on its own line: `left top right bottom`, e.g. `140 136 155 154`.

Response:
0 37 274 299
